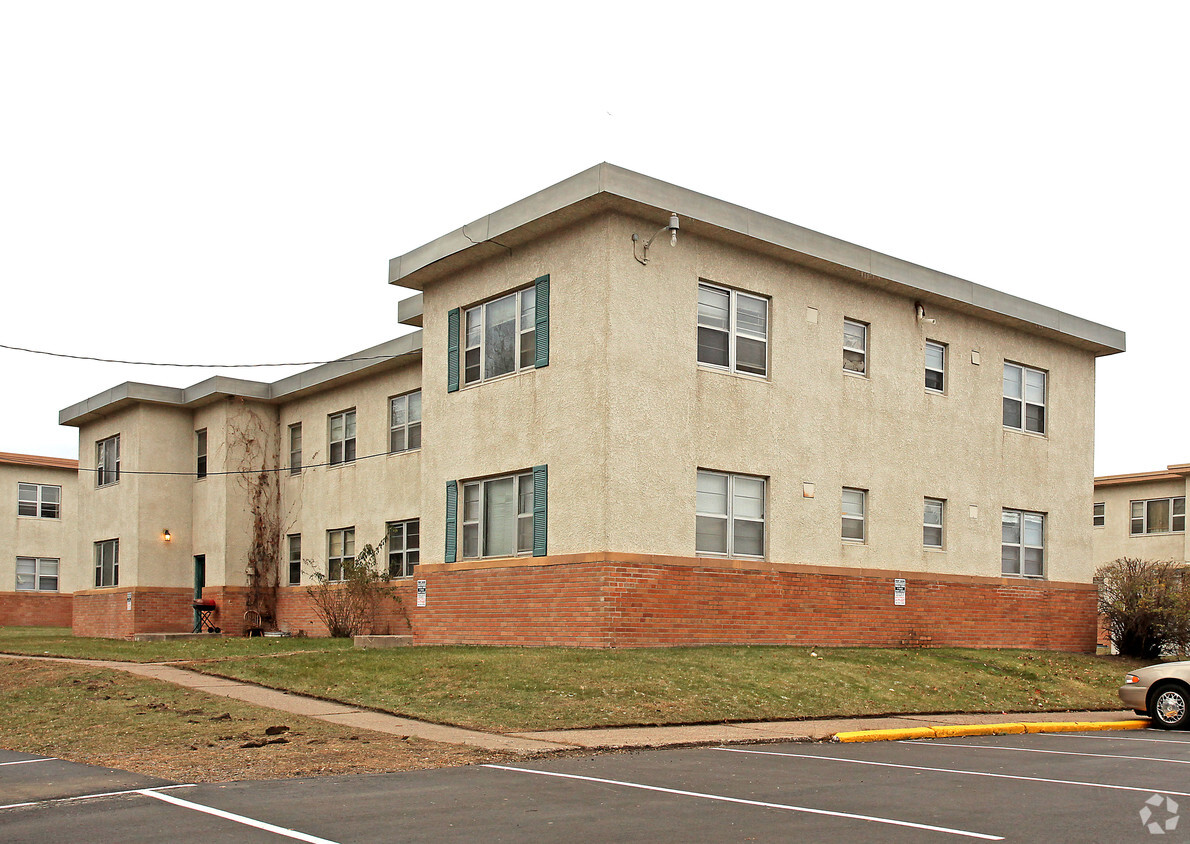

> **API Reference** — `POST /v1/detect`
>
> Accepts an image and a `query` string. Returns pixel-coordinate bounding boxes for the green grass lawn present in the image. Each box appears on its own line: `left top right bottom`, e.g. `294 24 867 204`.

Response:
0 627 1146 733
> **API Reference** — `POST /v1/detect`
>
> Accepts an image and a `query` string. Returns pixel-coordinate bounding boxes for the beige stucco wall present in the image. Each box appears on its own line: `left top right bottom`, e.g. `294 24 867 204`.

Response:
277 359 422 582
0 462 80 593
1093 475 1189 565
417 209 1101 584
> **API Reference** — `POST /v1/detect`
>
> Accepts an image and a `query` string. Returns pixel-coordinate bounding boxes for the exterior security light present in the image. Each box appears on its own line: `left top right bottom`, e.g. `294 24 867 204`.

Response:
162 529 172 542
632 212 680 265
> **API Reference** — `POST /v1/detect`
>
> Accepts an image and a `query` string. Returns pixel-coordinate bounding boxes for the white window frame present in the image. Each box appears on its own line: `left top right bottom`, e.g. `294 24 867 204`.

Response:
1003 362 1047 434
925 341 946 393
18 483 61 519
1002 509 1045 578
461 472 534 560
288 423 302 475
94 538 119 587
695 470 767 559
842 487 867 542
463 286 536 387
1093 502 1105 528
387 519 420 578
16 556 59 592
328 410 356 466
96 435 120 487
327 527 355 583
1130 497 1186 535
389 391 422 454
924 497 945 548
696 282 770 378
843 319 869 376
196 429 207 480
287 534 301 585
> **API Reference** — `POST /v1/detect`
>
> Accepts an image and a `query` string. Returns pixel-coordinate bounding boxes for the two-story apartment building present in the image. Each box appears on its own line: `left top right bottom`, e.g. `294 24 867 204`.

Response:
1093 465 1189 566
58 164 1126 649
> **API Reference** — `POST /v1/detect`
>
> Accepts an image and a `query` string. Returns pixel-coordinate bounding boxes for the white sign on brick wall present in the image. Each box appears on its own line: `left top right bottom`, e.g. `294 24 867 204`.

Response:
894 578 906 606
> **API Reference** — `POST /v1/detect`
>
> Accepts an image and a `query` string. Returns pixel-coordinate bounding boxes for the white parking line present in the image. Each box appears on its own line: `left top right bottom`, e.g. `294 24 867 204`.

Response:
903 740 1190 765
484 764 1003 840
0 783 194 811
137 790 342 844
715 747 1190 797
1047 732 1190 745
0 758 53 767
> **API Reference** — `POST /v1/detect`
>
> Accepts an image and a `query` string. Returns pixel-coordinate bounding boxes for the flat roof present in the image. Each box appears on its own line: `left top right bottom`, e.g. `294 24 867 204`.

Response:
1094 465 1190 487
389 163 1126 356
0 451 79 470
60 331 422 427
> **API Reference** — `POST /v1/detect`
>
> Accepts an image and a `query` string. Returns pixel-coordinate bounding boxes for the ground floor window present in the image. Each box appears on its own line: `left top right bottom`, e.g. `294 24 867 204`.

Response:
287 534 301 585
1002 509 1044 577
387 519 420 577
94 539 118 587
17 557 58 591
462 473 533 559
842 488 866 542
695 470 766 558
327 528 355 582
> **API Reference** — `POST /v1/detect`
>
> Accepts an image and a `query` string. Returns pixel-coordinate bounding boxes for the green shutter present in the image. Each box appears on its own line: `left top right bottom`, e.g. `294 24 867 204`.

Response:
445 480 458 563
447 308 460 393
534 274 549 369
532 464 547 557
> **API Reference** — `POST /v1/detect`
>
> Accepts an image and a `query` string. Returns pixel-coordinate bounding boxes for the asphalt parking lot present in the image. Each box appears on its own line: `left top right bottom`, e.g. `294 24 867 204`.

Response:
4 730 1188 843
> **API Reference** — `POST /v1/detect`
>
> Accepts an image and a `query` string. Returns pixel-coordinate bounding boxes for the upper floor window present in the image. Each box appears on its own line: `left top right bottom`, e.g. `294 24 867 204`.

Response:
464 286 536 386
1002 509 1044 578
695 470 766 558
842 487 867 542
287 534 302 585
94 538 119 587
1131 497 1185 535
387 519 420 577
1003 363 1046 434
17 557 59 592
925 341 946 392
1093 502 1105 527
327 527 355 582
389 391 422 453
18 483 60 519
96 435 120 486
195 429 207 479
697 283 769 377
462 472 534 559
843 319 868 376
288 423 302 475
329 410 356 465
924 497 945 548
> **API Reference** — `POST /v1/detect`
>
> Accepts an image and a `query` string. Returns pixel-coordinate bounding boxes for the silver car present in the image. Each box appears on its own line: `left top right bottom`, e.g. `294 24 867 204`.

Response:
1119 661 1190 729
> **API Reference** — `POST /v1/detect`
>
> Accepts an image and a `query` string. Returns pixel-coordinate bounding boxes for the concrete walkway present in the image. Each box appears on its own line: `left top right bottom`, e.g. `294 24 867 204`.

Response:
7 654 1144 754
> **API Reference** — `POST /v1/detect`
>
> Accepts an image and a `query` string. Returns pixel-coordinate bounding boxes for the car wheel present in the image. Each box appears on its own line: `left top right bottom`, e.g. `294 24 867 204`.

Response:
1149 683 1190 729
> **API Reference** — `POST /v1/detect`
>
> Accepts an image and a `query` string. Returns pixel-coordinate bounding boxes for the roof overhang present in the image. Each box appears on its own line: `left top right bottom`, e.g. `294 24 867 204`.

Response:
1094 465 1190 488
389 163 1126 357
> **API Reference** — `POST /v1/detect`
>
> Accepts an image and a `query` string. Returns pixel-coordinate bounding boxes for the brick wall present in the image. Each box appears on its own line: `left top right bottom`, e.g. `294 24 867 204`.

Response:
72 588 193 639
0 591 73 627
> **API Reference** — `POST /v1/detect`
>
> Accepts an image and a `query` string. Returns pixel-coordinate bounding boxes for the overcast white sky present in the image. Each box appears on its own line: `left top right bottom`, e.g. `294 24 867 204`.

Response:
1 2 1185 476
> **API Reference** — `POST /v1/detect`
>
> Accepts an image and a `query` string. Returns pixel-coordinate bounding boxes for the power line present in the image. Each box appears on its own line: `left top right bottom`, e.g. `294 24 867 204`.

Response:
78 448 397 477
0 342 401 368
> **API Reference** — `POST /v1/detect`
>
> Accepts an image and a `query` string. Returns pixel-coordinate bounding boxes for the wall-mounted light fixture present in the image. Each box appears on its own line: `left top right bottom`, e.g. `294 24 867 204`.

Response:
162 529 172 542
632 212 680 265
915 301 937 325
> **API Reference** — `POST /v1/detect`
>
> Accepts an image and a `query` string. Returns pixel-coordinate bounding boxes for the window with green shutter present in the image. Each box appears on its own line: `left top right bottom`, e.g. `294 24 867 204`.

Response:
454 278 549 388
445 480 458 563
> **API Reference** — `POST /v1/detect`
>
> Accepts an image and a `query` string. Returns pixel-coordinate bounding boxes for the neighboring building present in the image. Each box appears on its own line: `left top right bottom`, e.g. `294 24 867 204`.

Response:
0 451 79 627
58 163 1126 649
1093 465 1189 566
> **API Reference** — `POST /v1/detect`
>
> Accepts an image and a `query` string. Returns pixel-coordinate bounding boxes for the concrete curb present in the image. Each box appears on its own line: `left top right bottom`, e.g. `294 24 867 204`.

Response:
834 719 1151 743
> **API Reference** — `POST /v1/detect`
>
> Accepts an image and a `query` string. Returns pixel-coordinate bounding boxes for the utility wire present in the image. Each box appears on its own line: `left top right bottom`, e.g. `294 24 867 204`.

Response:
79 448 401 477
0 342 401 368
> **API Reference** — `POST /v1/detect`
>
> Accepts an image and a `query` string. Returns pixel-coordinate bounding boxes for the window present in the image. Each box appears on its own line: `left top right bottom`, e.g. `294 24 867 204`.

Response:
464 286 537 386
196 429 207 479
925 341 946 392
1130 497 1186 535
843 319 868 375
462 473 534 559
1003 363 1046 434
327 528 355 582
389 391 422 453
695 470 766 558
328 410 356 465
1002 509 1045 578
696 282 769 377
96 435 120 486
842 488 866 542
18 483 60 519
924 498 945 548
94 539 119 587
287 534 301 585
387 519 420 577
288 424 302 475
16 557 59 592
1093 502 1105 528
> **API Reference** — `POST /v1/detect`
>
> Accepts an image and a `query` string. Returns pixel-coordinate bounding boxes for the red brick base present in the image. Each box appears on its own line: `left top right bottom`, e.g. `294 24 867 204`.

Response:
0 591 73 627
72 588 194 639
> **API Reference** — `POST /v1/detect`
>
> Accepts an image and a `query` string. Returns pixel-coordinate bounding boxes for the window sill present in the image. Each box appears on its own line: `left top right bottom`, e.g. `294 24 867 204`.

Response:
695 551 767 561
461 552 535 562
1003 427 1048 440
924 546 945 552
842 539 868 546
1001 574 1046 581
387 448 422 458
460 366 535 391
1129 531 1185 537
925 388 946 397
17 515 61 521
327 461 357 470
842 369 869 380
696 364 771 383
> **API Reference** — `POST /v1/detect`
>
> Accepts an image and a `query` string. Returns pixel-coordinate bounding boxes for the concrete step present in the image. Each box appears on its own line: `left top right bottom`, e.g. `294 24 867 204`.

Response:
354 634 413 648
